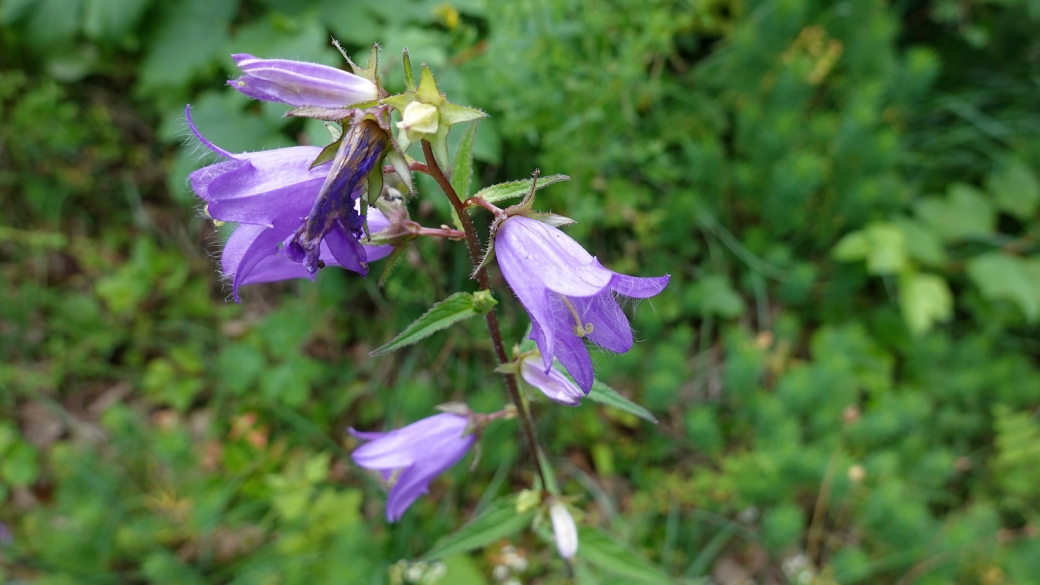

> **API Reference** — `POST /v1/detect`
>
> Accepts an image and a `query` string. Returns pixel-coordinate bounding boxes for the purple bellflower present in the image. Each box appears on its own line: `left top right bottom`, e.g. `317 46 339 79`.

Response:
519 353 585 406
187 107 391 300
228 54 378 108
350 413 476 522
495 215 670 393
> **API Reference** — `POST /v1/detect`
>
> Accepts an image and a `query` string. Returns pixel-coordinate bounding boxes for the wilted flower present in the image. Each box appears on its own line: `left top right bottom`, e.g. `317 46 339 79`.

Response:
495 215 669 392
350 413 476 522
228 54 378 108
518 352 584 406
187 106 391 300
549 501 578 560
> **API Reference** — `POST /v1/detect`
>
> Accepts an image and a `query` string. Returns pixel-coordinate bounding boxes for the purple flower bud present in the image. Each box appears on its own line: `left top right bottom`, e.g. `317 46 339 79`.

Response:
186 106 392 300
519 353 584 406
495 216 669 393
228 54 378 108
350 413 476 522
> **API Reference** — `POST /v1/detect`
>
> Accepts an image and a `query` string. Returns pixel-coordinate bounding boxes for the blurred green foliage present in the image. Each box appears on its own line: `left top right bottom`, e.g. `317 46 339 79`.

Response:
3 0 1040 582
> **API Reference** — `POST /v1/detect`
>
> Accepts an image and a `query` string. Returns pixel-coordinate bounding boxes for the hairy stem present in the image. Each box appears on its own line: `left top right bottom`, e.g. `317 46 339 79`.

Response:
421 139 549 491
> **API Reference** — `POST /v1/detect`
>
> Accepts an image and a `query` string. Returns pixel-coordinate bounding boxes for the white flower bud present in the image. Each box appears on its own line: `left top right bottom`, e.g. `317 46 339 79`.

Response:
549 502 578 559
396 101 439 142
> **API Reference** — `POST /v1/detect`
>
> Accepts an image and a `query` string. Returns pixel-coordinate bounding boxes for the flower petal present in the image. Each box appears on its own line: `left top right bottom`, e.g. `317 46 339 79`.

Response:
608 267 671 298
520 357 583 406
571 292 633 353
548 298 595 393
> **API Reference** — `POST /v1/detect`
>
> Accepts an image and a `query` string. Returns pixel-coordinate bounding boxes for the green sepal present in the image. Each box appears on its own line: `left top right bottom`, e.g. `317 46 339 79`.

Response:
366 165 384 206
385 143 414 195
285 106 356 121
470 289 497 315
369 292 484 356
401 47 416 92
378 245 409 287
309 134 344 169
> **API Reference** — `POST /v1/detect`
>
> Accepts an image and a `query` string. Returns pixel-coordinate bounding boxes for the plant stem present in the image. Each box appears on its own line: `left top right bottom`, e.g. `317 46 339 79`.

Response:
421 139 549 491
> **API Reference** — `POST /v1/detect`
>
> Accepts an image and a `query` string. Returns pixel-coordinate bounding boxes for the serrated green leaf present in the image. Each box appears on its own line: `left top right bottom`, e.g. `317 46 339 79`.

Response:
586 379 658 424
418 497 535 561
452 120 479 199
370 292 490 356
472 174 570 206
577 526 674 584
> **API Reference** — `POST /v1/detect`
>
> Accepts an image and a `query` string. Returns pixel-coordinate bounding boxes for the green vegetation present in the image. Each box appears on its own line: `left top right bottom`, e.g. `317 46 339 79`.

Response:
2 0 1040 582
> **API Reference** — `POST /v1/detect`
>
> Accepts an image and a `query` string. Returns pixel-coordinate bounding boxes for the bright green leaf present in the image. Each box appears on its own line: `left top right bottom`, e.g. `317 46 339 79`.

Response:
371 292 492 356
914 183 994 242
834 223 909 274
899 272 952 335
586 379 658 424
966 253 1040 322
893 218 946 267
138 0 237 95
0 441 40 487
418 497 535 561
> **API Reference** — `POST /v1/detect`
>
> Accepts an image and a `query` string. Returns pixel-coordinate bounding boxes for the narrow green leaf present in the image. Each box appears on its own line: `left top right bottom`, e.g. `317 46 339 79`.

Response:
586 380 658 424
370 292 487 356
419 498 535 561
578 526 674 584
452 120 479 199
472 174 570 206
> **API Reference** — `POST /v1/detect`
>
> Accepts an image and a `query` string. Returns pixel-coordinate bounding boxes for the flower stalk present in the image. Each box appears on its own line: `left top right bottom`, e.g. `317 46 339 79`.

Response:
420 139 549 492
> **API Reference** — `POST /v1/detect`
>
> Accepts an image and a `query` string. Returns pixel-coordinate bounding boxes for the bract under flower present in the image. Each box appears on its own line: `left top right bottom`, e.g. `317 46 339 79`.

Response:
186 106 391 300
495 216 669 392
228 54 378 108
350 413 476 522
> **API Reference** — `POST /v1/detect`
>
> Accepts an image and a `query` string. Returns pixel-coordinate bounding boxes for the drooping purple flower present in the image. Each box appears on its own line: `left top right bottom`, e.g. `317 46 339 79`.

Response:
495 215 670 393
284 118 388 274
228 54 378 108
350 413 476 522
519 353 584 406
186 106 391 300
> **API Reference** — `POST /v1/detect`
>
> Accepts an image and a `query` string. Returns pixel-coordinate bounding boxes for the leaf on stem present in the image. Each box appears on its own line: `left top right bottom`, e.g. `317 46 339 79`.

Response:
472 174 570 206
577 526 674 584
418 496 536 561
586 379 658 424
370 292 495 356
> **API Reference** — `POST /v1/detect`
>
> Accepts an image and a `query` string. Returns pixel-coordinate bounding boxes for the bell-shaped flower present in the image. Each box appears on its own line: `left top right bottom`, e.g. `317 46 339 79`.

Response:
350 413 476 522
186 106 391 300
495 215 669 393
228 54 378 108
518 352 585 406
